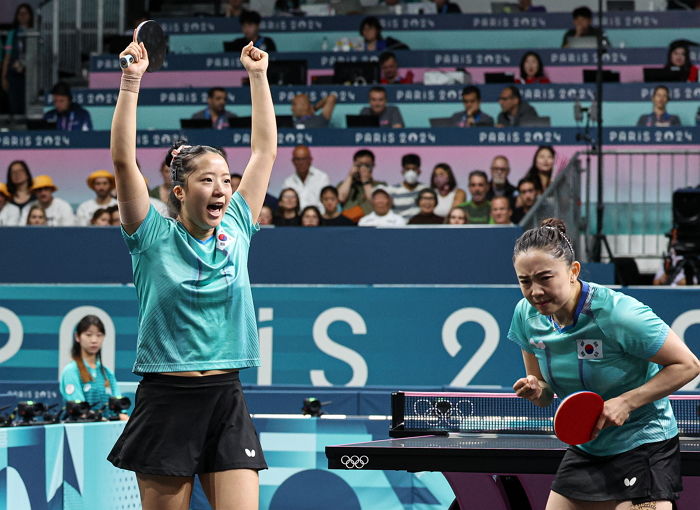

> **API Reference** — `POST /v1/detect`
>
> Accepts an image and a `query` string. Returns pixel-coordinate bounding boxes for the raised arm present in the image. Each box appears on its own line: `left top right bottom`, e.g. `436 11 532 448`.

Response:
111 37 151 234
237 42 277 221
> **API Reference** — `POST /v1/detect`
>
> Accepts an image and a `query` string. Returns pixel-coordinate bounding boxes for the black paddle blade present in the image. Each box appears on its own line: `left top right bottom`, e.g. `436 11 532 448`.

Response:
119 20 167 72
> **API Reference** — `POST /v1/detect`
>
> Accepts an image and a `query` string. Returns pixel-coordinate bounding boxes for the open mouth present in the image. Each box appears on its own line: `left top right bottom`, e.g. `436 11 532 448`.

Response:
207 203 225 216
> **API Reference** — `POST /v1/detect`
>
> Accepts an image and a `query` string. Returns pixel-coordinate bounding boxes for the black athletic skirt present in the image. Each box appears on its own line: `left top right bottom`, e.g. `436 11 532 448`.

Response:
107 371 267 476
552 435 682 504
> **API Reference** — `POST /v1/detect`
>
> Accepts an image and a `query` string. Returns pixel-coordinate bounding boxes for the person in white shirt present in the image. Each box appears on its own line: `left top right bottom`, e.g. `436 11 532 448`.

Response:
358 187 407 226
0 183 20 225
75 170 118 225
19 175 74 226
280 145 329 210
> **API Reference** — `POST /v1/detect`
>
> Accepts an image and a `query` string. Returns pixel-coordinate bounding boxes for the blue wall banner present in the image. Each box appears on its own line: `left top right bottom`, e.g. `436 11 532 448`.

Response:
0 285 698 389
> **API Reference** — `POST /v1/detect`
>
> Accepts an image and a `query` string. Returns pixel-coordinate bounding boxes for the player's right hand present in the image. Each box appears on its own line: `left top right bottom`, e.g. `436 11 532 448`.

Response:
120 39 149 78
513 375 543 402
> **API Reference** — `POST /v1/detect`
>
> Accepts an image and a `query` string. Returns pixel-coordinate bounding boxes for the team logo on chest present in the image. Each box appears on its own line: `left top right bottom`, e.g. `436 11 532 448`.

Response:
216 230 234 251
577 339 603 359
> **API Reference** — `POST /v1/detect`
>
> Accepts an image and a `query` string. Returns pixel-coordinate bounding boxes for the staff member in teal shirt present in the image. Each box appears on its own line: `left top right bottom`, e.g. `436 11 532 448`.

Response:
509 218 700 509
60 315 128 420
106 32 276 510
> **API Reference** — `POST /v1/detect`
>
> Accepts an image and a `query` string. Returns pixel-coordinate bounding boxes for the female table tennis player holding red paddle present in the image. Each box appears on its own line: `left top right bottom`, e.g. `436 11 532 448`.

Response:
510 218 699 510
106 29 276 510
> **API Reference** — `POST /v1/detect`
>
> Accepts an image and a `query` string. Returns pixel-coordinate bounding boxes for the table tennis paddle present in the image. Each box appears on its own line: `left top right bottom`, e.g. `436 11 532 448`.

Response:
119 20 167 72
554 391 604 445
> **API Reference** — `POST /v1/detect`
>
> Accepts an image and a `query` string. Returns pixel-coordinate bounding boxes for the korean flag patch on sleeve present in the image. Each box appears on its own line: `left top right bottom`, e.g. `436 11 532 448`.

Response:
578 339 603 359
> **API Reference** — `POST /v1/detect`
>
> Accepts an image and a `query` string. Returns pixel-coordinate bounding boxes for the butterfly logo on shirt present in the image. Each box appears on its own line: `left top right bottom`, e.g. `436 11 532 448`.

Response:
529 338 546 350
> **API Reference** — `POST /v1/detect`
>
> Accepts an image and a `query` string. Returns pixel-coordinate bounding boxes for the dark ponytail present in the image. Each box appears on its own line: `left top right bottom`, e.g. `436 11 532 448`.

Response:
168 140 227 214
513 218 575 264
71 315 110 389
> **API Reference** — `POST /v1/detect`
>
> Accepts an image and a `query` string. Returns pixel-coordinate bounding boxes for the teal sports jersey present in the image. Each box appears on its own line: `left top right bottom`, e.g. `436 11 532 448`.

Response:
122 192 260 373
60 359 121 410
508 281 676 456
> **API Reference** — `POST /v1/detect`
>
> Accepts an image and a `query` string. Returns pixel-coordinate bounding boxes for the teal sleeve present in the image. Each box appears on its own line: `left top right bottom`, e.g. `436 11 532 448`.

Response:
121 205 170 254
226 192 260 242
608 293 670 359
60 363 86 402
507 298 534 353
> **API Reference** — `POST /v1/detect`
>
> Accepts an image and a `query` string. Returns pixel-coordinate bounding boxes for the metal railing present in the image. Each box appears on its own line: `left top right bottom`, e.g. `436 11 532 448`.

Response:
521 150 700 266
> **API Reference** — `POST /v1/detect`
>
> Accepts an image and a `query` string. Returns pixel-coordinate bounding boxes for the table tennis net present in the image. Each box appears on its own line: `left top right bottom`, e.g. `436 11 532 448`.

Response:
390 392 700 436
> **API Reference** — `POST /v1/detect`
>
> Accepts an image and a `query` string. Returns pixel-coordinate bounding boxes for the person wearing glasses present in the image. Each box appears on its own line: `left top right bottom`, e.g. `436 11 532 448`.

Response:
485 155 517 207
495 86 540 127
449 86 494 127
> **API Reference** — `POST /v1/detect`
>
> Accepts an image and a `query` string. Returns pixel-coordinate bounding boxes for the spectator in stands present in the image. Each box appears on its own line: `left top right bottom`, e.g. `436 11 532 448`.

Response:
359 86 405 128
449 86 495 127
76 170 118 225
490 196 514 225
224 0 249 17
431 163 466 217
561 6 607 48
291 93 337 129
281 145 330 209
43 82 93 131
300 205 322 227
665 39 699 82
360 16 409 51
25 204 47 225
0 183 20 226
6 160 34 213
496 86 540 127
258 205 273 226
390 153 427 220
511 177 539 223
273 187 301 226
379 51 414 84
446 206 468 225
457 170 491 224
486 155 517 206
149 154 171 204
358 187 406 226
518 52 551 84
524 145 556 194
320 185 355 226
107 205 120 226
637 85 681 127
91 208 112 226
19 175 74 226
60 315 128 420
191 87 237 129
338 149 387 219
518 0 546 12
230 173 242 192
409 188 444 224
226 11 277 53
1 3 33 115
432 0 462 13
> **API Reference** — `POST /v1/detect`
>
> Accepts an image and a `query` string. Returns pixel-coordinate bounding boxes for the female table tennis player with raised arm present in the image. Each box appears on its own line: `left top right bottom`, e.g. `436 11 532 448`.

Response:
509 218 699 510
105 32 276 510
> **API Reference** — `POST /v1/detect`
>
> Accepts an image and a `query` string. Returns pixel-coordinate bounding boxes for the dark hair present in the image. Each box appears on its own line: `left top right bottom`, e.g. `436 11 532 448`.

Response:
401 153 420 168
468 170 488 183
513 217 575 264
168 141 227 213
665 41 693 79
353 149 375 163
6 160 33 196
230 172 243 180
431 163 457 192
207 87 226 98
461 85 481 100
51 81 72 99
653 85 670 97
320 185 339 199
240 10 262 25
13 3 33 29
524 146 556 193
359 16 383 39
300 205 322 225
517 176 539 191
277 187 300 215
504 85 521 102
369 86 387 97
572 6 592 19
106 205 119 214
520 51 545 79
90 208 111 224
416 188 438 205
378 51 397 66
71 315 110 388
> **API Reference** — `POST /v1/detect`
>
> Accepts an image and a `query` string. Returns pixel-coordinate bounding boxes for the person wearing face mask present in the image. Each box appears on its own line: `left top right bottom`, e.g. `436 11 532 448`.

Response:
430 163 466 218
388 153 427 220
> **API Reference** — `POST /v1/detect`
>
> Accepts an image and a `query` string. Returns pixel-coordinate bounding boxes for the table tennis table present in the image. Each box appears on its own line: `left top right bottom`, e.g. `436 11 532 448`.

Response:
325 392 700 510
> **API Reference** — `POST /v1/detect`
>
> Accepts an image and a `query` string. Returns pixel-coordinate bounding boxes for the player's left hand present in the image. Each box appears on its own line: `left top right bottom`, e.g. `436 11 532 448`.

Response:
591 396 632 439
240 42 268 74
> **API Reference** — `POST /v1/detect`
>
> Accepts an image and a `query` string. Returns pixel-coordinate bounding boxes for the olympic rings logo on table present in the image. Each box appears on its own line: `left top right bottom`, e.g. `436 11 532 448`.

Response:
341 454 369 469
